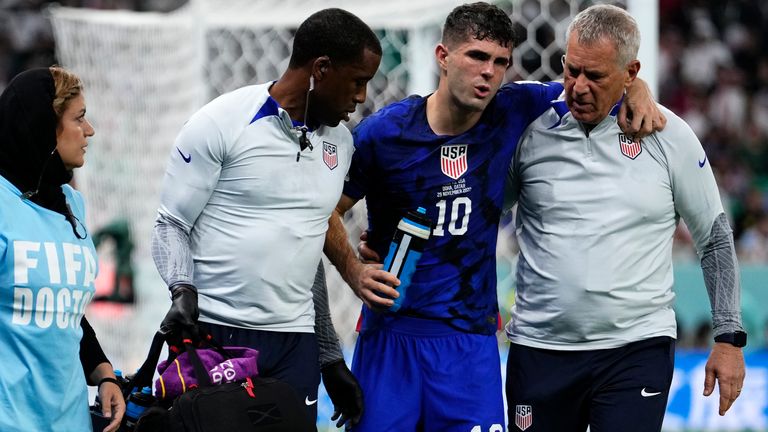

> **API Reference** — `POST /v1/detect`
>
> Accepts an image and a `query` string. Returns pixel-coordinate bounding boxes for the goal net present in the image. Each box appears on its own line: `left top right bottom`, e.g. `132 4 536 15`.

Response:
49 0 646 401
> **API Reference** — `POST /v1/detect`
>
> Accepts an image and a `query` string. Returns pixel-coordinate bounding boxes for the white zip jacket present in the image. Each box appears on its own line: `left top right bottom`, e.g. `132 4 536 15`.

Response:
505 99 741 349
155 83 353 332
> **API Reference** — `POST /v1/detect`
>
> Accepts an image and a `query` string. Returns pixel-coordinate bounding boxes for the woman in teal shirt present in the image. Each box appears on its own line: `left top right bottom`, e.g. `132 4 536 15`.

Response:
0 67 125 431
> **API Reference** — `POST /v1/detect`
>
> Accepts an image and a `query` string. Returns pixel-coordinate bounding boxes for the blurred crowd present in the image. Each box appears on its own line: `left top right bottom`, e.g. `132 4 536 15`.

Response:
0 0 185 90
660 0 768 264
1 0 766 263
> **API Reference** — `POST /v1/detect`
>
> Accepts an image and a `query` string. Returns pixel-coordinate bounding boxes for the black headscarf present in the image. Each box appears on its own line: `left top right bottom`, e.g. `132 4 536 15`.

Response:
0 67 74 218
0 68 104 371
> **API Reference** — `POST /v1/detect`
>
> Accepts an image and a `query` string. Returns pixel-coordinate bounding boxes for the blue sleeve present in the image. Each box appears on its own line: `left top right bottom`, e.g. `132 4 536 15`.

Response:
524 81 563 124
494 81 563 127
344 118 377 200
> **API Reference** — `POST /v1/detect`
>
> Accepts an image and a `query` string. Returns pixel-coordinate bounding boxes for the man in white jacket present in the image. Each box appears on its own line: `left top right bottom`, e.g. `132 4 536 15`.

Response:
504 5 746 432
152 8 381 429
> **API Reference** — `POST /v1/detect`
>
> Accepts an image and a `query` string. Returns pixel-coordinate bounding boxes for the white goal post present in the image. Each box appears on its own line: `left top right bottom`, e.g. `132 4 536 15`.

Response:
48 0 657 372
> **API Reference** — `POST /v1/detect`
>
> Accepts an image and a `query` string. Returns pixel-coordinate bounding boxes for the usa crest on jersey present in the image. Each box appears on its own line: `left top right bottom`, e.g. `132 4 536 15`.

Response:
323 141 338 170
515 405 532 431
440 144 468 180
618 133 642 159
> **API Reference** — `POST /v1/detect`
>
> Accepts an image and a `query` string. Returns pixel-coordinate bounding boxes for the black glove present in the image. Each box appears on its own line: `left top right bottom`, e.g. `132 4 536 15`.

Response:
159 283 199 346
321 359 364 428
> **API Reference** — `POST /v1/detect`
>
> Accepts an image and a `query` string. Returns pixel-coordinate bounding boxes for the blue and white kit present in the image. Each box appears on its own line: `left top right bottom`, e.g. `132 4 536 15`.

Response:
345 81 563 432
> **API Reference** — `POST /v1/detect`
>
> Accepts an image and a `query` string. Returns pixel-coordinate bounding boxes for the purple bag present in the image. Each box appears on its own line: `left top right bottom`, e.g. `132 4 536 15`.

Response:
154 346 259 400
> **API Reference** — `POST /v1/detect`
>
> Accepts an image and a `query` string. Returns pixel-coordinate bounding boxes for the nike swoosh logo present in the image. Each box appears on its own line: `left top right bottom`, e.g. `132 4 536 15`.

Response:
641 388 662 397
177 147 192 163
305 396 317 406
698 155 707 168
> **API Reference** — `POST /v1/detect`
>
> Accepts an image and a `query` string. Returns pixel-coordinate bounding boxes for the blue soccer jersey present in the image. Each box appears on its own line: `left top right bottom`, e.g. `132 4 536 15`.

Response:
345 81 563 334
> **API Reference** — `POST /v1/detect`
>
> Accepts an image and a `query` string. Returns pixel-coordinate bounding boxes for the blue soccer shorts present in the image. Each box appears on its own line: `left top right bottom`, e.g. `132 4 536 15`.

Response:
506 336 675 432
350 315 505 432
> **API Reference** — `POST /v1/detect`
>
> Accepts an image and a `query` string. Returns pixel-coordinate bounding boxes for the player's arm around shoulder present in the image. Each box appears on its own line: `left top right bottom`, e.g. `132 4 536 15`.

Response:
497 80 564 120
324 195 399 309
503 121 539 213
619 77 667 138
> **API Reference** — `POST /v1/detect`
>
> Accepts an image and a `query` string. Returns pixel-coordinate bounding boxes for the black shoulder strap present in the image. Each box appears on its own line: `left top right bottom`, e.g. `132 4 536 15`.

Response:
182 341 213 387
122 331 166 400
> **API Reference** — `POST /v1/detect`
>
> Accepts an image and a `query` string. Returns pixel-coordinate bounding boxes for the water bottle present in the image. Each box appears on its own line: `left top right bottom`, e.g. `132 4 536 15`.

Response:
382 207 432 312
124 386 155 431
114 369 129 389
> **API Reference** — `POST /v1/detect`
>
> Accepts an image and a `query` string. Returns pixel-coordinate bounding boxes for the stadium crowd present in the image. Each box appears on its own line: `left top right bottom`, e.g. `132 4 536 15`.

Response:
658 0 768 263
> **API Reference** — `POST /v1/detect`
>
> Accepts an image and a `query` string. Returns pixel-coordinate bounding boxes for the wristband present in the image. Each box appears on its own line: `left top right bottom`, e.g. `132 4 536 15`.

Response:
714 331 747 348
98 377 121 388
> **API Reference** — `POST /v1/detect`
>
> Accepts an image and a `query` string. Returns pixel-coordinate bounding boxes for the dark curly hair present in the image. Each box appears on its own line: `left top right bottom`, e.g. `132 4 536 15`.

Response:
289 8 382 68
442 2 517 49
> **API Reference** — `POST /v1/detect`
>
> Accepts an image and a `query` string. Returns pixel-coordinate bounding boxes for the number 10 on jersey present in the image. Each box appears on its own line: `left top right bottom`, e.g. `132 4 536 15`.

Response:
433 197 472 236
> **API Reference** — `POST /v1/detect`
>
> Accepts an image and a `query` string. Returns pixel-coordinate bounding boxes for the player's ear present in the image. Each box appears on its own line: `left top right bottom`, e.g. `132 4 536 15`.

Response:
312 56 331 82
435 43 449 70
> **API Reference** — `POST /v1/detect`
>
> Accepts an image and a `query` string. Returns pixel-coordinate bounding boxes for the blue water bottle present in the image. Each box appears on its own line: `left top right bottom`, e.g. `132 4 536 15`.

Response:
382 207 432 312
114 369 129 388
123 386 155 431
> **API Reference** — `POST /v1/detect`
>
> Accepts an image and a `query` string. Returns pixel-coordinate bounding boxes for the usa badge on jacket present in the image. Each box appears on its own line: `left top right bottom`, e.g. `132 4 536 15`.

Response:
618 133 642 160
323 141 338 170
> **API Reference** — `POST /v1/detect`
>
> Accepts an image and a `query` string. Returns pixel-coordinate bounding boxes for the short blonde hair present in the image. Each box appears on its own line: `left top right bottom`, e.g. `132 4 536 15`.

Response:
49 66 83 119
566 4 640 67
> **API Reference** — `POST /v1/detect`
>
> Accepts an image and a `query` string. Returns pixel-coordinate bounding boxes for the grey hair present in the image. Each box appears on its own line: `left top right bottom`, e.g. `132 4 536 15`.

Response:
566 4 640 67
